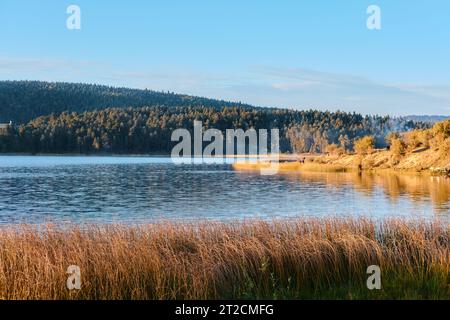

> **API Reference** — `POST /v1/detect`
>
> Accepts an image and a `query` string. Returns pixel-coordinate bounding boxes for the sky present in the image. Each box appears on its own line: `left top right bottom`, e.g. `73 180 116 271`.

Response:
0 0 449 115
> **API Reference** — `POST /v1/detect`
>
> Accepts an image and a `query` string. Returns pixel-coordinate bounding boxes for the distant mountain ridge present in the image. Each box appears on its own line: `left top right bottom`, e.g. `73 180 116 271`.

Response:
0 80 255 124
403 115 449 123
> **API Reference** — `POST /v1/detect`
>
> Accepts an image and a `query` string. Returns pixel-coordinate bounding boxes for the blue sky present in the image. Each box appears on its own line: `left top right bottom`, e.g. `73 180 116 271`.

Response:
1 0 449 115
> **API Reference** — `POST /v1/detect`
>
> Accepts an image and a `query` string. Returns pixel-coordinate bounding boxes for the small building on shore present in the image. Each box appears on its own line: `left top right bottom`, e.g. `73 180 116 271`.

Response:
0 121 13 135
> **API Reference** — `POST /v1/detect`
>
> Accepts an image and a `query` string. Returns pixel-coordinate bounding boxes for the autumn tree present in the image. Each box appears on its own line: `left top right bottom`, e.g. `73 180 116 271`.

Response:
354 136 375 155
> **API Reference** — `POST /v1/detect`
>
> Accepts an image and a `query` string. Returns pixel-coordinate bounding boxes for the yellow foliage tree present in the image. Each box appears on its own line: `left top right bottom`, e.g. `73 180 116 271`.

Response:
354 136 375 155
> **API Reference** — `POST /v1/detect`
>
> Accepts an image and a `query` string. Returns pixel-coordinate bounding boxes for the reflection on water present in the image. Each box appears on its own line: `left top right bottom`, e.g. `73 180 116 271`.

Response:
275 171 450 216
0 156 448 224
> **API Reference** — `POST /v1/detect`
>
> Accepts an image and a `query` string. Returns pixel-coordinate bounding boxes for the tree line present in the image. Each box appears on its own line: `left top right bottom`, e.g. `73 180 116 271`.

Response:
0 106 427 154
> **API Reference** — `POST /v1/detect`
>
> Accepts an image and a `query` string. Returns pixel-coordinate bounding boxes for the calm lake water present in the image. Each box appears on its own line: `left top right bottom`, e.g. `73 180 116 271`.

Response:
0 156 448 224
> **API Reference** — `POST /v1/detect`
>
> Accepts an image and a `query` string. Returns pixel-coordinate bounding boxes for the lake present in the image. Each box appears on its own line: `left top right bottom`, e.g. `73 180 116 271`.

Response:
0 156 448 224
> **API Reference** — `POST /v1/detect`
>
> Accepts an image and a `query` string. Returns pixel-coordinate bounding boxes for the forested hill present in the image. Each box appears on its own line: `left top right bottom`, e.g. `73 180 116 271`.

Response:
0 81 255 124
0 80 430 155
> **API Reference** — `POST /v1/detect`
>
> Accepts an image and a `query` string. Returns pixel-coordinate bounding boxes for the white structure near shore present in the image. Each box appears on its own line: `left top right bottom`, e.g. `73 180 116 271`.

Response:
0 121 12 135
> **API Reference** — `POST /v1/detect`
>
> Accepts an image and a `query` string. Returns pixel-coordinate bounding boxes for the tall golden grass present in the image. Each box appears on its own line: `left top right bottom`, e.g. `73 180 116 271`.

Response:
233 161 350 173
0 218 448 300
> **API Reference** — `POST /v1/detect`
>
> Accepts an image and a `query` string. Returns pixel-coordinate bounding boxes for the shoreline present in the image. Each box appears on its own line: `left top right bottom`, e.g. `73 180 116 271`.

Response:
1 152 447 176
233 150 450 176
0 152 171 157
233 162 450 177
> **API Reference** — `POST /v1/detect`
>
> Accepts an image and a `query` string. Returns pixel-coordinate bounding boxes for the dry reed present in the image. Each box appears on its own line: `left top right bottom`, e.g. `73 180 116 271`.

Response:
0 218 448 300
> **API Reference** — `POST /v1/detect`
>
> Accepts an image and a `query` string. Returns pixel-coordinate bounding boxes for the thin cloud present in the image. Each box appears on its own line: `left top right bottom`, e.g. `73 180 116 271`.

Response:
0 57 448 115
245 65 450 115
250 65 372 87
0 57 97 72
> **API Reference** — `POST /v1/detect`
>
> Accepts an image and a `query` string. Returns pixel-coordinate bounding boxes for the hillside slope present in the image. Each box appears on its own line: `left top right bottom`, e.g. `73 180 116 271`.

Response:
234 120 450 175
314 148 449 173
0 81 254 124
